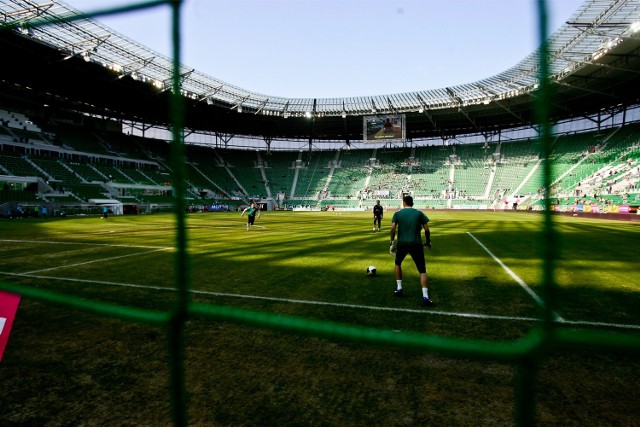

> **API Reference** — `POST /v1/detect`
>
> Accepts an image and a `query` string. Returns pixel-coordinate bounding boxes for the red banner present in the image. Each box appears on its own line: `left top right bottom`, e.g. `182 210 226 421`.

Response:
0 291 21 363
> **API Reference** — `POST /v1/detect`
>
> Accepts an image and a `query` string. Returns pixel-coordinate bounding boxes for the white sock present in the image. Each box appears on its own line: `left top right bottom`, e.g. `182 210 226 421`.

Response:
396 280 402 290
422 288 429 298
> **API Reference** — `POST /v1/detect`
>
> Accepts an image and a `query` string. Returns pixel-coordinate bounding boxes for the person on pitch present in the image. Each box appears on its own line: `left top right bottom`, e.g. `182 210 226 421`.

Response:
241 202 261 231
389 195 433 306
372 200 383 232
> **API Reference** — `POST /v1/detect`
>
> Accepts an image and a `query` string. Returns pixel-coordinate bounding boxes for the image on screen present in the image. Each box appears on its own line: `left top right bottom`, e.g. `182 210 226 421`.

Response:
363 114 405 142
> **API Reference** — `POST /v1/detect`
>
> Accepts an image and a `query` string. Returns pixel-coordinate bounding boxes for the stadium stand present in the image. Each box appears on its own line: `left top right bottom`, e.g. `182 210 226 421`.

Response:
2 105 640 216
293 150 335 200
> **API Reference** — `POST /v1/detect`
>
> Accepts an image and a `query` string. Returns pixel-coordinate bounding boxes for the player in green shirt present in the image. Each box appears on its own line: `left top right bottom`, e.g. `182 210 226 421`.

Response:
241 203 261 231
389 195 433 306
372 200 384 232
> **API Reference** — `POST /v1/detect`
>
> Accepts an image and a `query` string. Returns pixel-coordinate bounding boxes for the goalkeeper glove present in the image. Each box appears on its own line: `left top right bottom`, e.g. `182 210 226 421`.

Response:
424 239 432 249
389 240 397 256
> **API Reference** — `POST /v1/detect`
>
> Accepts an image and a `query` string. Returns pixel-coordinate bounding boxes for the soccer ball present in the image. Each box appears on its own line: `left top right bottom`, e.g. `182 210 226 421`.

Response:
366 266 377 276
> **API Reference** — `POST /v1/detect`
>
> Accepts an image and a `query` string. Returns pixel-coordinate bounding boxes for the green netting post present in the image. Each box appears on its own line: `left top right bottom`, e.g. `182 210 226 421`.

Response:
513 0 558 425
515 356 538 427
536 0 558 333
166 1 189 426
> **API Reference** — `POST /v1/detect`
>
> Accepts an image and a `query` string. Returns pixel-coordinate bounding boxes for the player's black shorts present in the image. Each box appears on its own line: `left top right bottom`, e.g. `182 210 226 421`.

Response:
247 215 256 225
394 243 426 273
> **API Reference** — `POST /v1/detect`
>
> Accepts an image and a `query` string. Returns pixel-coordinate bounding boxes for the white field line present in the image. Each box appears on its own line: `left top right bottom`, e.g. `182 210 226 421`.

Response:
1 271 639 331
466 232 565 322
0 239 168 250
21 248 172 274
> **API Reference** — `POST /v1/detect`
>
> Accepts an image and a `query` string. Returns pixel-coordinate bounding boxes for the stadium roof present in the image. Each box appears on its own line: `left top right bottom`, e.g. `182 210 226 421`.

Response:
1 0 640 142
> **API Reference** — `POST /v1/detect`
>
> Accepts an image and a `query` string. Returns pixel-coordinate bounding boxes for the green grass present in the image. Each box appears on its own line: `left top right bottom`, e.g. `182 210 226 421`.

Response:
1 211 639 426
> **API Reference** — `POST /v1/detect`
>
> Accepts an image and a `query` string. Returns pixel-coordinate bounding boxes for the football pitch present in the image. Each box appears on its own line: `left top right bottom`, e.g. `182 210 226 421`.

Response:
1 210 639 426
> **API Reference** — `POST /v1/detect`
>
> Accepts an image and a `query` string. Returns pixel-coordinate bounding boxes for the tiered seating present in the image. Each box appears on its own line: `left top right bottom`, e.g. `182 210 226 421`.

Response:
295 150 334 199
367 148 410 197
0 110 47 145
329 167 368 198
0 153 47 178
518 164 545 196
376 148 410 166
328 149 371 198
132 135 172 161
0 190 40 203
97 131 147 159
120 188 176 204
66 162 107 182
49 124 111 154
184 146 239 198
2 114 640 213
91 164 136 184
548 131 604 191
453 144 492 197
368 162 406 198
219 150 264 198
136 194 175 204
489 139 539 196
121 166 160 185
8 128 49 145
424 199 447 209
187 163 237 197
142 168 172 186
262 151 297 197
30 156 79 183
410 146 450 197
0 123 13 137
591 125 640 165
45 194 81 204
62 182 109 201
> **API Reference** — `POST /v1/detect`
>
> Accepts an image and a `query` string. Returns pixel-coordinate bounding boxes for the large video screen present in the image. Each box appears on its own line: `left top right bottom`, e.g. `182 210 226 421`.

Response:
363 114 405 143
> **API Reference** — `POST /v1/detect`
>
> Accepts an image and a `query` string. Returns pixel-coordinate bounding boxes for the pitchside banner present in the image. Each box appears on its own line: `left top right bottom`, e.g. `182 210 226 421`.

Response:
0 291 21 362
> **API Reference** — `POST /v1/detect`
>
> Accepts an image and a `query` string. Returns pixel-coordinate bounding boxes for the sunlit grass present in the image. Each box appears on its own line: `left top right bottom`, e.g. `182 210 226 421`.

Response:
1 210 638 328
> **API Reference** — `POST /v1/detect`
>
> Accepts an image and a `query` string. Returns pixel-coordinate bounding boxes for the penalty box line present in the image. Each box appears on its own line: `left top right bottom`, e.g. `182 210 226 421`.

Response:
21 248 172 275
0 270 541 323
466 232 565 322
3 270 640 331
0 238 169 250
0 238 172 275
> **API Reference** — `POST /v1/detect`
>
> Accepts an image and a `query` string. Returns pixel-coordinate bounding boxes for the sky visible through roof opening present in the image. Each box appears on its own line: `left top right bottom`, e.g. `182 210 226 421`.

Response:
62 0 584 99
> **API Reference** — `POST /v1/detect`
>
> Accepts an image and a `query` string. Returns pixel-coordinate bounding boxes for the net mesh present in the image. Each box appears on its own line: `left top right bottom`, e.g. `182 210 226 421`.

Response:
1 1 640 426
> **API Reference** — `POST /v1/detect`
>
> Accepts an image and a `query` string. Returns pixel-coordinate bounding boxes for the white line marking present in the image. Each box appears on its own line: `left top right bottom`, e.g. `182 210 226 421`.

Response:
2 271 638 331
0 239 167 249
467 232 565 322
21 248 171 274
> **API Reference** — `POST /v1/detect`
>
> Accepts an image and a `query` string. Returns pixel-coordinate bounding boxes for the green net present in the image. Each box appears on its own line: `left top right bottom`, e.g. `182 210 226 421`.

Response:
1 1 640 426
